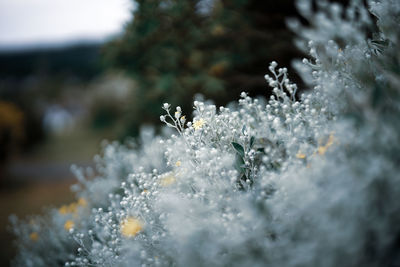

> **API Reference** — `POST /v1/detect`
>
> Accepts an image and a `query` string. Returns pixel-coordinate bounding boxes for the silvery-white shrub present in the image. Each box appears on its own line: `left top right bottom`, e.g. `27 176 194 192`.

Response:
10 0 400 266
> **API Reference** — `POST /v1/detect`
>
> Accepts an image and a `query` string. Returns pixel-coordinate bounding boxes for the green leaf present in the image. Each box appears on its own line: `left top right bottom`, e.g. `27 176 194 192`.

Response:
236 175 246 190
250 136 255 148
241 125 247 135
232 142 245 158
234 155 246 172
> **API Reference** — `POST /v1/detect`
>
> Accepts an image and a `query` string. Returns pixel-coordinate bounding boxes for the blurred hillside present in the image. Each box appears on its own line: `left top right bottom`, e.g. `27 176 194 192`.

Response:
0 43 138 169
0 43 102 78
0 43 102 158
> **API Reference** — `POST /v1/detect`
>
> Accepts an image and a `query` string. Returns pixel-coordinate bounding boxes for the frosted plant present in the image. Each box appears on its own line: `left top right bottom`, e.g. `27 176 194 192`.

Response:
10 0 400 266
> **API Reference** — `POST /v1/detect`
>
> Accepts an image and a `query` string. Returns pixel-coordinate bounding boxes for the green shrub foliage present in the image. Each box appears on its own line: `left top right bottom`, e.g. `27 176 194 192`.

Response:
11 1 400 266
105 0 300 135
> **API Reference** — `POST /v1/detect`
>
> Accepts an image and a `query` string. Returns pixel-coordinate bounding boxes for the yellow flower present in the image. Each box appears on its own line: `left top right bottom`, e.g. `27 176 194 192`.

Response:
58 198 87 215
193 118 205 130
326 134 335 147
58 205 69 215
160 173 176 186
29 232 39 241
296 152 306 159
69 203 78 213
120 217 143 238
317 133 335 155
317 146 328 155
64 220 75 231
175 161 181 167
77 198 87 207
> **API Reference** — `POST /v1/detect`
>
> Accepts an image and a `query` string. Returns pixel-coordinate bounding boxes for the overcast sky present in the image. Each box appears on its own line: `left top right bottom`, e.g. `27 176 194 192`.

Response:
0 0 132 50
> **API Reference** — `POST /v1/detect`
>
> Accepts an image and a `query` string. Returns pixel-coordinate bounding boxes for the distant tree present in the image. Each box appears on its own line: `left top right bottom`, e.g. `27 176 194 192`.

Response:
105 0 302 136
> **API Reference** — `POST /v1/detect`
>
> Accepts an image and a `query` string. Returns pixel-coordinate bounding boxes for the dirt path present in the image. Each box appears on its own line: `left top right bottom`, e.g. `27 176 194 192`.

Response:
0 129 106 266
0 159 95 266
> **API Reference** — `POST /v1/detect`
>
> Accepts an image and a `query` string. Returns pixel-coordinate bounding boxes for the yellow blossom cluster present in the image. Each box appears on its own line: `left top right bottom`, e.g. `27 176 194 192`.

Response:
160 173 176 186
120 217 143 238
296 153 307 159
193 118 205 130
58 198 87 231
317 134 335 155
64 220 75 231
296 133 336 160
58 198 87 215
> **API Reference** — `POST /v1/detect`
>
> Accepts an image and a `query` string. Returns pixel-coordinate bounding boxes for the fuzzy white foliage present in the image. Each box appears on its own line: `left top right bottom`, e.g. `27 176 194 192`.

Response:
10 1 400 266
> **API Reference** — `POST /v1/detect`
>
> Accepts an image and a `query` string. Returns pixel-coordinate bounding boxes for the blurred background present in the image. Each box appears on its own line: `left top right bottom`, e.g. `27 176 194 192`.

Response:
0 0 306 265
